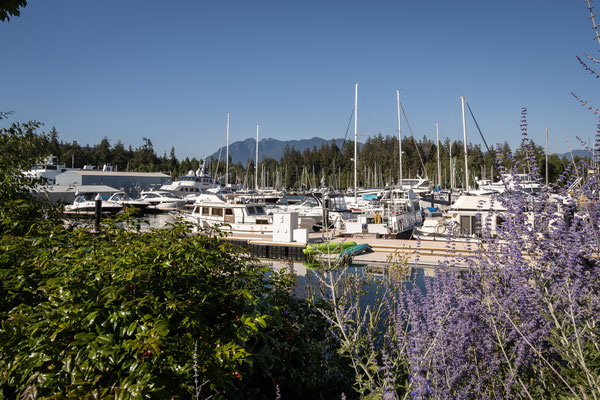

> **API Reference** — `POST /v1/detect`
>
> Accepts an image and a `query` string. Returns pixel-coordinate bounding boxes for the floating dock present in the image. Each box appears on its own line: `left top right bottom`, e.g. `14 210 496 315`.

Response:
220 232 481 267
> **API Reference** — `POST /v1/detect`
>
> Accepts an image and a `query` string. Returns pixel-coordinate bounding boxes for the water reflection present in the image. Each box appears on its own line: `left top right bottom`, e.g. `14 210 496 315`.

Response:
63 212 179 231
266 260 429 301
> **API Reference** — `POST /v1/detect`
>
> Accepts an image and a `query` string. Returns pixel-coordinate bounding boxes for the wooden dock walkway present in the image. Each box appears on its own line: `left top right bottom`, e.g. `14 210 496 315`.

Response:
221 231 482 268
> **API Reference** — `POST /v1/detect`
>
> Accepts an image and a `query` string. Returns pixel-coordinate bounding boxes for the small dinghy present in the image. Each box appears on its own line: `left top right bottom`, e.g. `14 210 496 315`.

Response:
302 241 357 255
338 243 370 260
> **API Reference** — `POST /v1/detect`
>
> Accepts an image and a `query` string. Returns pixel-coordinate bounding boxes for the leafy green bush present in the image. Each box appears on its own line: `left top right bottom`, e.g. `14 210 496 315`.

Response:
0 123 351 399
0 218 351 399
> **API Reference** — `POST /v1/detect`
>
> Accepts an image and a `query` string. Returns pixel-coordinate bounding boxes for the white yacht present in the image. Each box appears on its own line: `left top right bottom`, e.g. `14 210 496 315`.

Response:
475 174 543 195
414 194 507 240
185 200 316 235
270 197 324 230
160 164 220 196
343 189 423 238
106 192 149 212
138 191 186 211
64 192 123 215
23 155 76 184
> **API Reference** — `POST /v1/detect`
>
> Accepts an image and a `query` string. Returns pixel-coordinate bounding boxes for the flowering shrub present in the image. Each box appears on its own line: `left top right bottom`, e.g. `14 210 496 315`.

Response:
314 113 600 399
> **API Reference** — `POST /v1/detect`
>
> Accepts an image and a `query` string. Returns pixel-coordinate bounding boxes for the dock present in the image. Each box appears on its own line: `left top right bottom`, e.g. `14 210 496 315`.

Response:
220 231 481 268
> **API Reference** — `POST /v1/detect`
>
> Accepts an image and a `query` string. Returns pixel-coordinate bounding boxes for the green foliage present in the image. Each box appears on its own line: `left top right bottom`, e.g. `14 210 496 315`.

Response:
0 0 27 22
0 218 351 399
0 124 352 398
0 121 61 235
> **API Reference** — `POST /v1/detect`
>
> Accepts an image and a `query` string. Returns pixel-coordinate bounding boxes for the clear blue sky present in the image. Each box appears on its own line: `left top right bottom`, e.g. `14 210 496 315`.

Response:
1 0 598 159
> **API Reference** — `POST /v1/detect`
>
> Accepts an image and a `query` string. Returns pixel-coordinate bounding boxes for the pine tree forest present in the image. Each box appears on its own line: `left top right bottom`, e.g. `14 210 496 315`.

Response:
42 130 582 190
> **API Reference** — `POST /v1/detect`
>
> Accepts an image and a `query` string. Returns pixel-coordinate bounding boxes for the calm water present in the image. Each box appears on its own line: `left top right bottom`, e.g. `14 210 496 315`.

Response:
267 260 429 304
64 211 180 230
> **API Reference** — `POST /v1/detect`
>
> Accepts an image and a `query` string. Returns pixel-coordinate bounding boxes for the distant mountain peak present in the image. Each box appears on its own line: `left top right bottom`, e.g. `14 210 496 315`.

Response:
208 137 348 164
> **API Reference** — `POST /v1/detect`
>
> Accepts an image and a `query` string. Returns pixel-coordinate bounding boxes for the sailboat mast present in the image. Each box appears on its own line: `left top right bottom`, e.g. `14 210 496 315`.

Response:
226 112 230 187
545 128 549 186
397 90 403 188
436 123 441 189
461 96 469 192
354 82 358 203
255 124 259 191
449 141 454 191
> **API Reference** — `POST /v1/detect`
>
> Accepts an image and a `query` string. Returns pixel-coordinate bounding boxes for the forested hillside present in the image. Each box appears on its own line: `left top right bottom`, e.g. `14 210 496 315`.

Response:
40 127 586 189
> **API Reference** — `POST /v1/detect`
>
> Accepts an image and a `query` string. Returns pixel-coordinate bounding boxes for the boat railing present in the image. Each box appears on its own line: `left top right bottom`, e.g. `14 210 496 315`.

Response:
382 201 409 216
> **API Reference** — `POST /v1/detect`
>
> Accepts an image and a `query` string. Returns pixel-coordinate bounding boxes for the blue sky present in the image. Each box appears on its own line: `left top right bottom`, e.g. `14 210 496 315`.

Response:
1 0 599 158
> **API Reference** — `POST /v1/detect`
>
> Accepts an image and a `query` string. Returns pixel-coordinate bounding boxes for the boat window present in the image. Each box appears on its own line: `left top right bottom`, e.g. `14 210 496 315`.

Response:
247 207 255 215
213 208 223 217
496 216 505 228
202 207 210 215
225 208 233 215
46 165 57 170
255 206 265 214
460 215 481 236
460 216 471 235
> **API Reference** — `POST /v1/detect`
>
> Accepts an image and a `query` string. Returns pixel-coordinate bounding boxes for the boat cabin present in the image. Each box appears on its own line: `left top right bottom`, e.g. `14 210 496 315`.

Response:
449 195 507 236
191 202 271 225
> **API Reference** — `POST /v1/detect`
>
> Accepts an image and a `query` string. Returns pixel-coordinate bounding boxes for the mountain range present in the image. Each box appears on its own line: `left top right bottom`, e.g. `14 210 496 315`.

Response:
557 149 593 160
207 137 594 164
207 137 347 164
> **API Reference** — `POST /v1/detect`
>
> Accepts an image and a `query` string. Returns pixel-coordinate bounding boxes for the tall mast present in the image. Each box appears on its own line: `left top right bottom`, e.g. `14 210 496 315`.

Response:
449 142 454 191
226 112 230 187
354 82 359 203
461 96 469 192
255 124 259 191
545 128 549 186
436 123 441 189
397 90 403 188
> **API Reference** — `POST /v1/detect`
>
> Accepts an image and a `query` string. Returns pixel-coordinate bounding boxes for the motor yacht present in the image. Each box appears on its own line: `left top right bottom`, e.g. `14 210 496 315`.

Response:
138 191 186 211
106 192 149 212
22 155 76 184
185 200 315 235
64 192 123 215
343 189 423 238
160 163 221 196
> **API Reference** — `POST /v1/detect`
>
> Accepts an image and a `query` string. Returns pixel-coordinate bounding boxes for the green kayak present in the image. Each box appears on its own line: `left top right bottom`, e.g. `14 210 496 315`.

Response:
302 241 357 255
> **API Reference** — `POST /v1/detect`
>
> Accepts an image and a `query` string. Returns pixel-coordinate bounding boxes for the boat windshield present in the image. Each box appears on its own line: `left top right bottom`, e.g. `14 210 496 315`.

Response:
178 176 198 181
297 199 318 207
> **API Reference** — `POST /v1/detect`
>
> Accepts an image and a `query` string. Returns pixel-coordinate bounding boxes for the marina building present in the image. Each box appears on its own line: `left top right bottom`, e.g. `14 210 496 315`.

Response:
55 170 172 197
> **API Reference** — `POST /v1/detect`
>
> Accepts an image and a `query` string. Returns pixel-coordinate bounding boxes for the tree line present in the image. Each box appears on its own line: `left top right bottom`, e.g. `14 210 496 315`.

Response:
41 127 585 190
